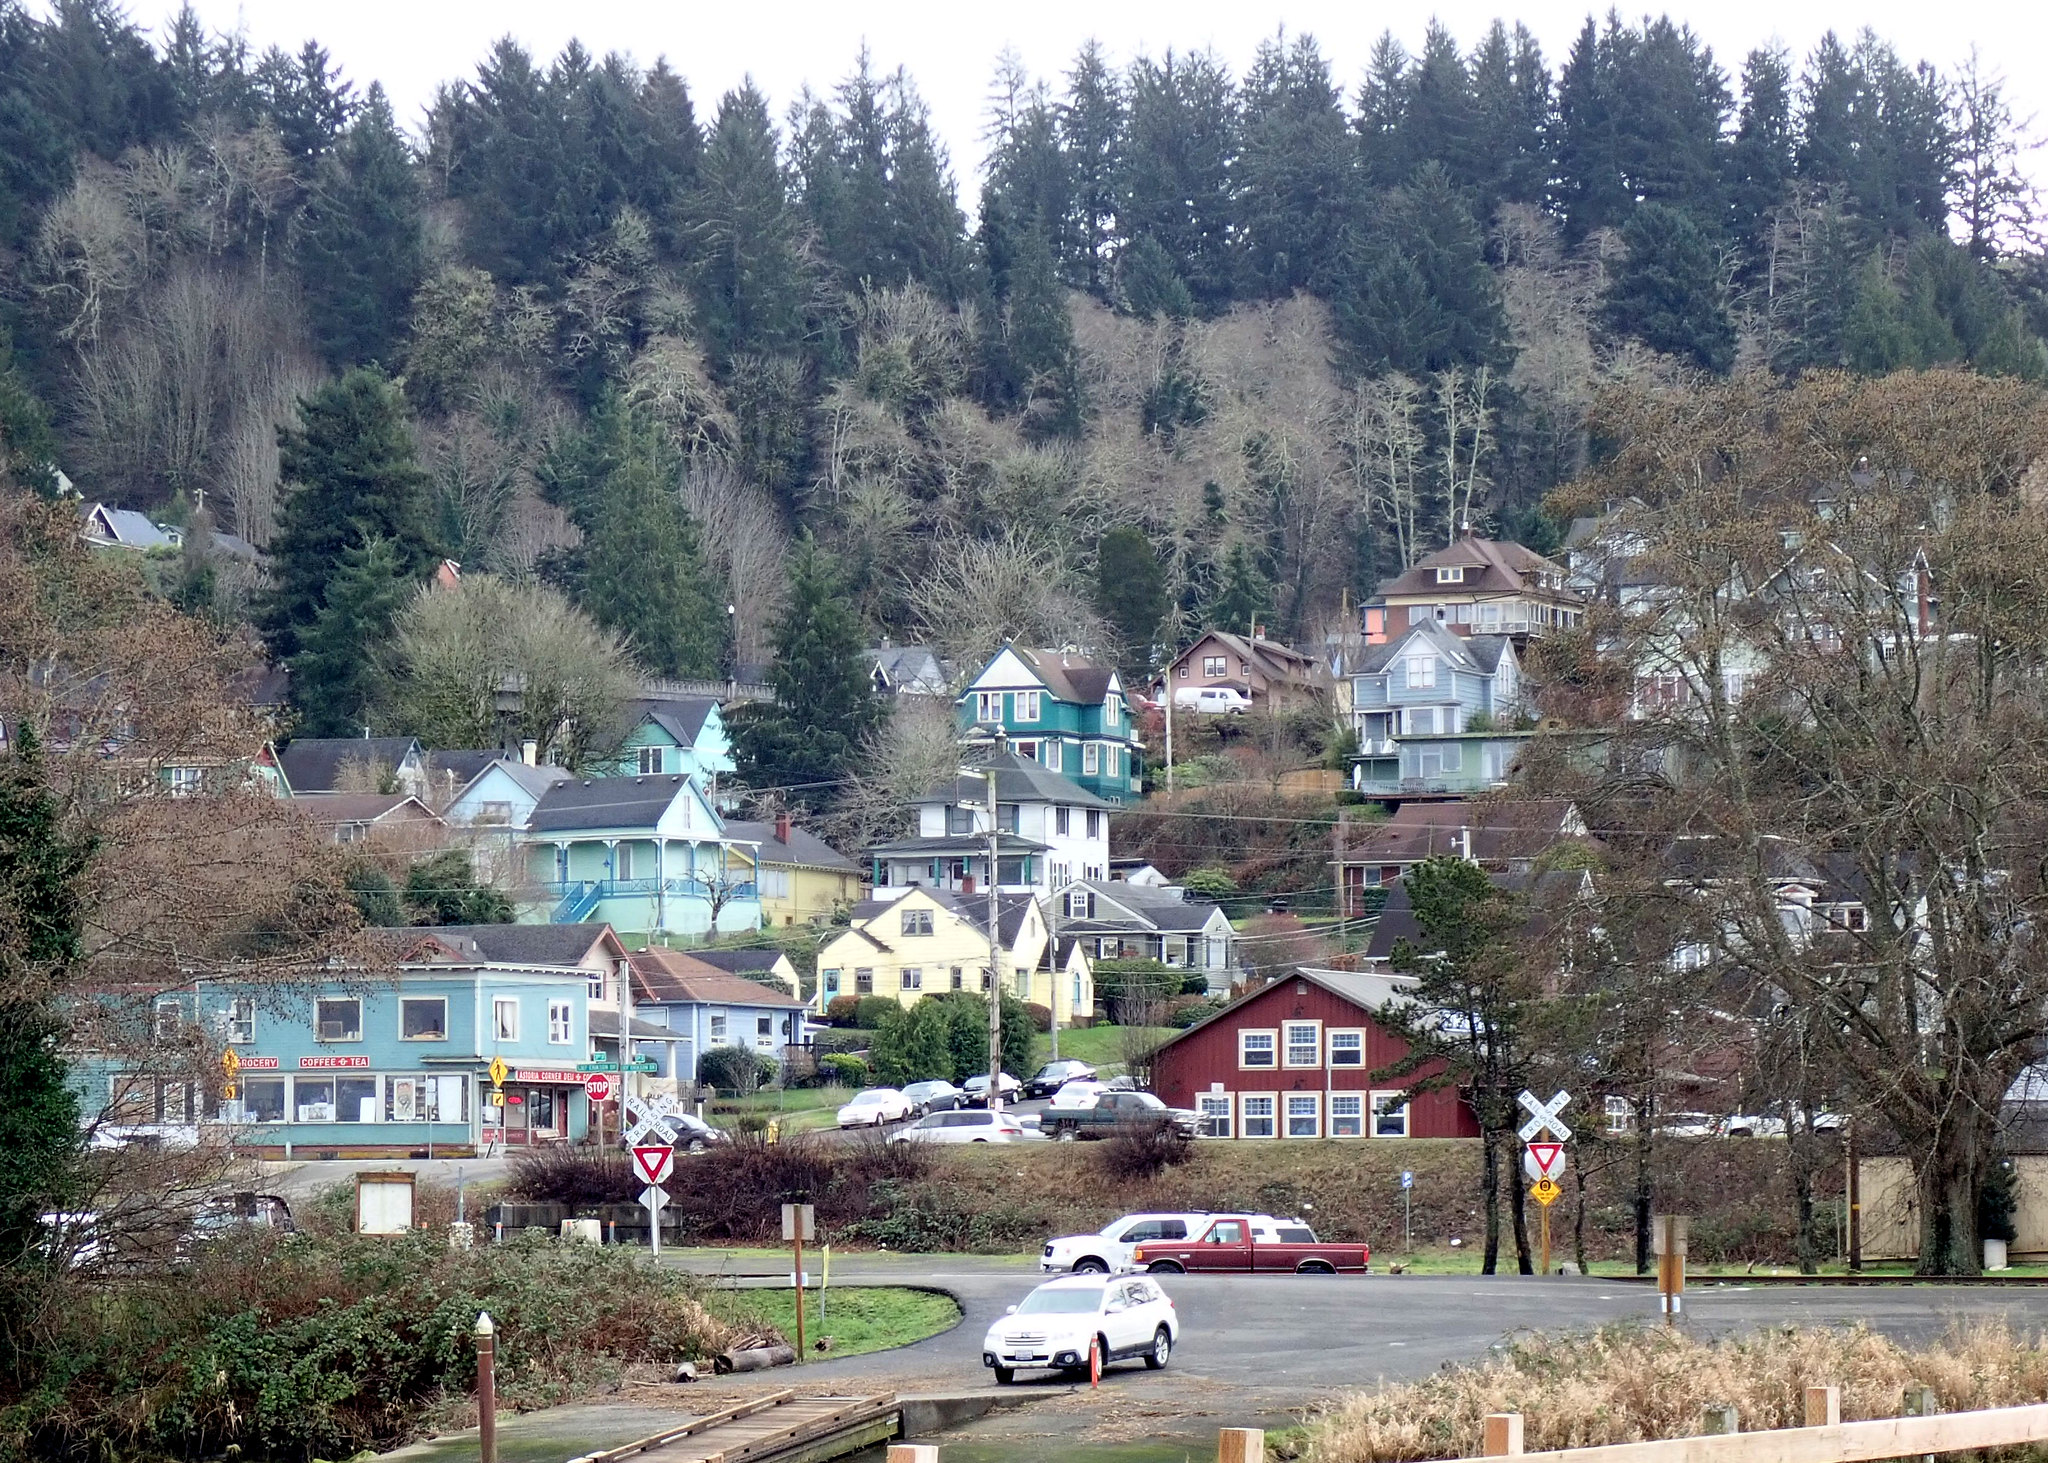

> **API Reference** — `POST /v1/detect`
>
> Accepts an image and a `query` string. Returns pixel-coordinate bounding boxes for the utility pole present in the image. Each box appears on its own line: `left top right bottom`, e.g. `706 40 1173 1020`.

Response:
1164 682 1174 793
983 766 1004 1111
1047 876 1061 1062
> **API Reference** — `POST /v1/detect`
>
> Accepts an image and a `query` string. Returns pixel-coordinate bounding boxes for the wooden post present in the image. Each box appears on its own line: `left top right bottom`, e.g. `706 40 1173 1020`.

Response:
887 1448 939 1463
793 1228 806 1362
1540 1201 1552 1277
1805 1387 1842 1427
1847 1122 1862 1272
1484 1414 1525 1457
1905 1384 1938 1463
475 1312 497 1463
1218 1428 1265 1463
1701 1406 1739 1436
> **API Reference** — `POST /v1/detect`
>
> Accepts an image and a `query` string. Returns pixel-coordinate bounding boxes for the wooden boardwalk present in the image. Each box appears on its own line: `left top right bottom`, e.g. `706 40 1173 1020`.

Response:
568 1390 901 1463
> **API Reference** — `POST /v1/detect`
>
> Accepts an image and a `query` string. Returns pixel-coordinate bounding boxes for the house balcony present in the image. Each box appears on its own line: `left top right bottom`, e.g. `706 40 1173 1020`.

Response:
542 879 760 935
1352 772 1512 798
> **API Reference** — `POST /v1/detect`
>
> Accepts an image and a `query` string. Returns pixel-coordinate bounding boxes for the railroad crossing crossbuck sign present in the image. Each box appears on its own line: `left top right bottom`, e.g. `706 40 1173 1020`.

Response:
623 1093 683 1147
1517 1089 1573 1144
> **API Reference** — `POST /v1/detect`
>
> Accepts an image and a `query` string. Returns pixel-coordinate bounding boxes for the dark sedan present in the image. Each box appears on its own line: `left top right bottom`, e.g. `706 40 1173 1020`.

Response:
1022 1058 1097 1099
902 1079 965 1115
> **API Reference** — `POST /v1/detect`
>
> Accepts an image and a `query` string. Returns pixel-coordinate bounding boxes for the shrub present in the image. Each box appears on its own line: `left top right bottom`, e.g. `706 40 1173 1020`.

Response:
698 1046 778 1094
821 1053 868 1087
1023 1002 1052 1033
1166 994 1218 1027
506 1149 641 1205
811 1027 872 1057
825 994 861 1025
1180 866 1239 900
1180 972 1211 995
663 1131 934 1242
854 995 901 1028
1094 1118 1194 1181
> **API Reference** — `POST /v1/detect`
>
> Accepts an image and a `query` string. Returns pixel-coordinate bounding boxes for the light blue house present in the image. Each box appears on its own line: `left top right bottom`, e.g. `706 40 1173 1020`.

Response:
440 755 574 829
1348 622 1530 799
957 647 1142 805
523 774 761 940
627 947 810 1085
77 925 630 1158
597 698 735 784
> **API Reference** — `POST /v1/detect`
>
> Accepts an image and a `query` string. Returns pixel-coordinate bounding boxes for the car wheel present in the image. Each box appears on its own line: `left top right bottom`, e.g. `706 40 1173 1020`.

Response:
1145 1326 1172 1370
1056 1128 1077 1143
971 1137 988 1143
993 1365 1015 1385
1146 1260 1185 1274
1298 1261 1335 1275
687 1139 707 1154
1071 1257 1108 1274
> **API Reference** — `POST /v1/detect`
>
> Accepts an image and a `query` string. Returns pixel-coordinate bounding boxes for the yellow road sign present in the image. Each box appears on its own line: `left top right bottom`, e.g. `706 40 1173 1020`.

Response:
223 1083 237 1100
1531 1177 1562 1207
488 1055 508 1088
221 1048 240 1078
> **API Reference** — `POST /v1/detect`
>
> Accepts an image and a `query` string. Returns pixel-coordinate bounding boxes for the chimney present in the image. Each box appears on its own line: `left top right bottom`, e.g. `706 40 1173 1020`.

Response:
775 810 792 844
521 739 538 766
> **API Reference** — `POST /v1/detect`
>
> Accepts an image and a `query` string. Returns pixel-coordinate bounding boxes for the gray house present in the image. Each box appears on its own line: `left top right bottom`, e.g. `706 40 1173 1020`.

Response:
1348 622 1528 799
1053 878 1237 992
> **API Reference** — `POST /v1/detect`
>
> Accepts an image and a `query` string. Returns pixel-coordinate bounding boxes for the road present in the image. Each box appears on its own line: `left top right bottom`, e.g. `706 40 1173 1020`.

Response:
664 1250 2048 1423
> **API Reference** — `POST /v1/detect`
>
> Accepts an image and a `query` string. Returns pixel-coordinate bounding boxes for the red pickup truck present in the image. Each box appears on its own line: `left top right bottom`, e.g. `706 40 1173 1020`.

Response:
1130 1215 1370 1275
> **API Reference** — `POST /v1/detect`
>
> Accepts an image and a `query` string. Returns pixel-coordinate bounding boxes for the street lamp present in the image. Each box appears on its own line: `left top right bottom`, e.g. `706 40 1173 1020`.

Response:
959 727 1006 1110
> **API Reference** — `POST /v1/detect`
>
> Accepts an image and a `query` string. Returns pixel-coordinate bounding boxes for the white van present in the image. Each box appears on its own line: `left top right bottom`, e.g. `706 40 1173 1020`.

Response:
1173 686 1252 715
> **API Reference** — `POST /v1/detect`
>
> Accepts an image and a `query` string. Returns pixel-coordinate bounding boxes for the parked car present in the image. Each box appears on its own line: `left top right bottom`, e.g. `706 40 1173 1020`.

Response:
1174 686 1252 714
1039 1213 1303 1273
1023 1058 1098 1099
1130 1214 1369 1274
902 1079 965 1116
982 1274 1179 1384
962 1073 1023 1107
1047 1079 1109 1110
669 1113 729 1152
836 1088 914 1128
1718 1114 1787 1138
1038 1090 1199 1140
892 1109 1035 1144
1654 1111 1721 1138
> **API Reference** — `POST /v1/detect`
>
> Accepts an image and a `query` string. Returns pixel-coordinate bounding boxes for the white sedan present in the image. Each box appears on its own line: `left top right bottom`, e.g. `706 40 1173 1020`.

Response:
836 1088 913 1128
1047 1079 1109 1110
982 1274 1178 1383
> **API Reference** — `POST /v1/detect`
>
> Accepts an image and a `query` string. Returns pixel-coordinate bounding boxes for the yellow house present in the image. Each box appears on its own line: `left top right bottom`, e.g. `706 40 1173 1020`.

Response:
724 815 863 928
817 887 1095 1027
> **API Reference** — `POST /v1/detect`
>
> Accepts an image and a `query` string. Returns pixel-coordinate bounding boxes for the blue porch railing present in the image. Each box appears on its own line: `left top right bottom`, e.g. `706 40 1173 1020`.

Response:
545 879 761 923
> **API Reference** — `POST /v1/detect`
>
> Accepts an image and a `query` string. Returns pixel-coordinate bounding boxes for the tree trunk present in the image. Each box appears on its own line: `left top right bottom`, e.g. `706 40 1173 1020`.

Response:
1481 1127 1502 1275
1508 1138 1534 1274
1787 1116 1822 1275
1573 1163 1590 1276
1633 1089 1655 1276
1914 1109 1994 1276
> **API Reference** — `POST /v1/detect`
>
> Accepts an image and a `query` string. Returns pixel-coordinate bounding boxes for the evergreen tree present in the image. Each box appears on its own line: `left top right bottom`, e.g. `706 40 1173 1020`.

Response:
1120 49 1239 312
1059 42 1124 294
732 536 884 803
1118 234 1195 320
1795 33 1953 240
1602 202 1736 373
1551 18 1628 240
254 39 356 175
1206 543 1274 635
262 367 437 664
0 725 92 1284
1333 163 1508 376
1727 48 1794 266
1005 226 1086 440
345 861 404 926
404 850 515 924
288 536 412 735
1096 525 1169 677
1468 22 1552 210
1354 33 1413 191
982 63 1072 283
1401 22 1481 197
1235 32 1356 298
1842 252 1915 373
445 39 563 286
679 83 811 366
298 84 424 369
0 326 58 495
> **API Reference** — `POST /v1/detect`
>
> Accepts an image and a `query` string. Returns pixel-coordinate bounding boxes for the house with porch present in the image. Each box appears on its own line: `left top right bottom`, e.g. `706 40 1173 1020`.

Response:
958 647 1142 804
1348 621 1529 799
868 751 1113 901
521 773 761 940
1053 879 1238 991
815 886 1094 1026
1365 537 1586 646
722 814 862 926
628 947 811 1085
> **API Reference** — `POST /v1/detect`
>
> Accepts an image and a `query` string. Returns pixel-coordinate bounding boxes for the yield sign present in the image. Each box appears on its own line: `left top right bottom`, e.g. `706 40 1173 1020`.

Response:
1524 1141 1567 1182
631 1144 674 1186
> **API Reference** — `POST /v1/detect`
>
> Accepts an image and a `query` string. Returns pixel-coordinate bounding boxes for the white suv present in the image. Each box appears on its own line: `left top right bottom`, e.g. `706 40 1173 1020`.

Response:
983 1274 1179 1383
1039 1212 1298 1273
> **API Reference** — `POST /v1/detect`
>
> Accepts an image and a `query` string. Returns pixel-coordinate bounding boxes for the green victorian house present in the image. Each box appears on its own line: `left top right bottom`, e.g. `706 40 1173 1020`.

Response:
956 647 1143 805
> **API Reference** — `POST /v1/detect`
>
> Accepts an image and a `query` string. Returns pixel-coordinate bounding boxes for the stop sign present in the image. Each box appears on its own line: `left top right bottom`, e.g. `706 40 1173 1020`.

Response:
585 1073 614 1101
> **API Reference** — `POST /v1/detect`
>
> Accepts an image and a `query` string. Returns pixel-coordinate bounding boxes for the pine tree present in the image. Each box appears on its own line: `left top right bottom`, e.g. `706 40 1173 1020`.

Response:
1727 48 1794 268
298 84 424 369
1120 49 1239 312
1206 543 1274 635
1401 22 1481 197
0 725 91 1281
1118 234 1195 320
1060 42 1124 295
679 83 811 366
288 536 412 734
254 39 356 175
445 39 563 285
262 367 437 664
1468 22 1552 210
733 536 884 802
1235 32 1356 298
1096 526 1169 677
1005 226 1086 440
1333 163 1508 376
1354 33 1413 191
1552 18 1628 240
1602 202 1736 373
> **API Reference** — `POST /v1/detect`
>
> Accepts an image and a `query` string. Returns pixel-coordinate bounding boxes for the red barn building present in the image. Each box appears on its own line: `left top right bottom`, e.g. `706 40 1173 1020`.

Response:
1149 967 1480 1140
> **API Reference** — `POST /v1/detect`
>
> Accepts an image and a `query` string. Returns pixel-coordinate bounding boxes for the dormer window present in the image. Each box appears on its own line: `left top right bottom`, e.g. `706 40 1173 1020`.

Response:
1436 566 1466 584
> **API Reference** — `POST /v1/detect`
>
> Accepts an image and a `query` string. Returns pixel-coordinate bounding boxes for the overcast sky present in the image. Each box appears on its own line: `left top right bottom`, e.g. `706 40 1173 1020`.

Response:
161 0 2042 208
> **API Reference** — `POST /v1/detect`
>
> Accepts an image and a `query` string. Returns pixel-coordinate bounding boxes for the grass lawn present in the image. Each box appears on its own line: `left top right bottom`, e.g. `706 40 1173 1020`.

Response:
710 1085 854 1134
1036 1024 1176 1074
733 1286 961 1358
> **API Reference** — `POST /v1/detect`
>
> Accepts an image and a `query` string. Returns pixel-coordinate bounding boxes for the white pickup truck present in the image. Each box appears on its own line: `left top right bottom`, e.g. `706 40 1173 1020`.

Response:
1038 1212 1309 1273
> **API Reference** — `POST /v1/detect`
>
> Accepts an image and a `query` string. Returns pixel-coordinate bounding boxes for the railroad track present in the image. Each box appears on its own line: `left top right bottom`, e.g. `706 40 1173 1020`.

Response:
568 1389 901 1463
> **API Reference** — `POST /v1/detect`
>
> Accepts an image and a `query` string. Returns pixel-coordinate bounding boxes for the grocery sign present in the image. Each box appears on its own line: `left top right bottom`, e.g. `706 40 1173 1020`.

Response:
236 1055 280 1070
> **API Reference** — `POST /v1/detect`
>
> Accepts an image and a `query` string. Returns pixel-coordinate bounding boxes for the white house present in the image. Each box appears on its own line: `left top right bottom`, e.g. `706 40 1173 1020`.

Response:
867 751 1112 901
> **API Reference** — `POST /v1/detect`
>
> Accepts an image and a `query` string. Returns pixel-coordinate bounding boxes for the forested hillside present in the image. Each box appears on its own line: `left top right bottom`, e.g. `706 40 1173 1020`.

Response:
0 2 2042 744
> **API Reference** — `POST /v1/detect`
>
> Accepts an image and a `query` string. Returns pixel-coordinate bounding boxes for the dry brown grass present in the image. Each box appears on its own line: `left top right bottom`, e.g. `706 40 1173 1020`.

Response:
1304 1321 2048 1463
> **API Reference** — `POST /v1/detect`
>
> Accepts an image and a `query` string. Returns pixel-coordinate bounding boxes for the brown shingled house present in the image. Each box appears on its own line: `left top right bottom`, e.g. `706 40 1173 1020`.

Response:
1365 537 1586 645
1333 798 1589 915
1159 630 1325 711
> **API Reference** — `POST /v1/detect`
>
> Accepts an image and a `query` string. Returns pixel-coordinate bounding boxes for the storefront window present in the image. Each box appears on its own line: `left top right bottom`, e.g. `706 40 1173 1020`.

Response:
336 1077 379 1123
242 1078 287 1122
295 1077 335 1121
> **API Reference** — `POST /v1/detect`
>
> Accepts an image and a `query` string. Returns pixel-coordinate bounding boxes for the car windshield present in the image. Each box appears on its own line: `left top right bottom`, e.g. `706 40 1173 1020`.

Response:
849 1091 891 1105
1016 1288 1105 1315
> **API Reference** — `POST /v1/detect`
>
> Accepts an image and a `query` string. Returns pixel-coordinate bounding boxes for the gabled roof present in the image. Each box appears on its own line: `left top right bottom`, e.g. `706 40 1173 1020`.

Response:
851 887 1038 947
528 773 707 834
293 793 439 826
425 750 503 793
631 696 718 744
628 947 807 1007
1063 878 1224 934
866 644 948 691
683 948 796 977
1339 799 1586 867
1364 869 1594 962
1149 964 1424 1057
1353 621 1515 676
81 502 176 549
1175 631 1320 683
723 819 860 872
443 755 575 805
280 736 422 794
1009 647 1118 705
1372 538 1575 601
393 922 625 968
922 750 1115 810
